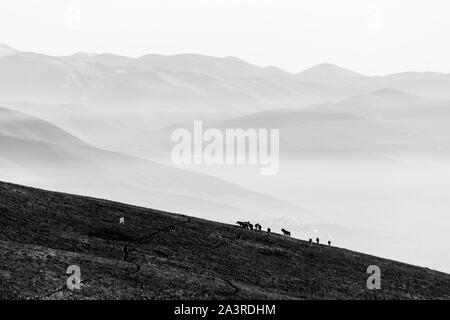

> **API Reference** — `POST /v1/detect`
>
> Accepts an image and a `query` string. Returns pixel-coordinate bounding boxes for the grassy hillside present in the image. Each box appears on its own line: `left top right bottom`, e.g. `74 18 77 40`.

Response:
0 180 449 300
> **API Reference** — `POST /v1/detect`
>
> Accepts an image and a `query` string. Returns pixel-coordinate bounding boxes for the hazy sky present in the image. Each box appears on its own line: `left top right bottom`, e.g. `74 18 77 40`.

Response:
1 0 449 75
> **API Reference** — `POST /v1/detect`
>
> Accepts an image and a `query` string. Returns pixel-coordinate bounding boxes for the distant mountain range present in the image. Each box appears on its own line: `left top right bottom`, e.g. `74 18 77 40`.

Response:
134 88 450 162
1 43 450 122
2 42 450 153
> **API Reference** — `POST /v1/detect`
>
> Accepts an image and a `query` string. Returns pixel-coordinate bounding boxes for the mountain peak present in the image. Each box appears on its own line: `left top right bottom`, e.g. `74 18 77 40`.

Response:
69 52 97 58
298 63 364 78
0 43 19 57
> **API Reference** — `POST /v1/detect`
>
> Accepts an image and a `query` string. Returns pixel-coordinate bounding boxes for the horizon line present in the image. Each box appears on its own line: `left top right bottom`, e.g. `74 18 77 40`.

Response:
1 42 449 78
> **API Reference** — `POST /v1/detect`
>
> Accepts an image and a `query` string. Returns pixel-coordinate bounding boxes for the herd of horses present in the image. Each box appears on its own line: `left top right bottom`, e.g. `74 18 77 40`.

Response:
120 216 331 245
236 221 332 246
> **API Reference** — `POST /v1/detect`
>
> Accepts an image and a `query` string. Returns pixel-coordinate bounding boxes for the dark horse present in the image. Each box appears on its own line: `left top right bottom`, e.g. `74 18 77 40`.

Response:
281 228 291 237
236 221 248 228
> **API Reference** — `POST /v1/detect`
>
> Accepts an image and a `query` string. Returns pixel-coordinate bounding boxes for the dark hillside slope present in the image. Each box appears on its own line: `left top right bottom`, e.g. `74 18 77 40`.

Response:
0 181 449 300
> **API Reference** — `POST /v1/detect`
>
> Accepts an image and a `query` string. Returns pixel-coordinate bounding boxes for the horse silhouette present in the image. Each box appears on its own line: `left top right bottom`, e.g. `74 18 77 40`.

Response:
281 228 291 236
236 221 248 228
